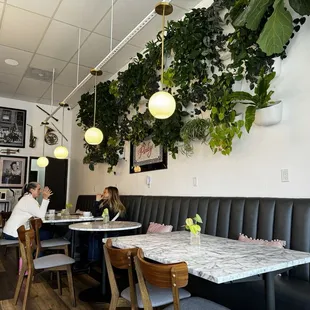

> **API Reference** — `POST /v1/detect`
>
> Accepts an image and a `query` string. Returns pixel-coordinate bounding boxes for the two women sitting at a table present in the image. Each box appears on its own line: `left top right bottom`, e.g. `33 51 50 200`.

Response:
88 186 126 261
3 182 53 240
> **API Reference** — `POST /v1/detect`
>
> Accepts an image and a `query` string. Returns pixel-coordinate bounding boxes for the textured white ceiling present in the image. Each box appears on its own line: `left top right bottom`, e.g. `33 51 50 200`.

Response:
0 0 203 106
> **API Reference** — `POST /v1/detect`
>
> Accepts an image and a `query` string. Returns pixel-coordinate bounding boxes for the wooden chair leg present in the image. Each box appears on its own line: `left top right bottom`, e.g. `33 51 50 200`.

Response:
66 265 76 307
13 266 27 305
57 271 62 295
16 247 19 274
22 268 33 310
109 295 119 310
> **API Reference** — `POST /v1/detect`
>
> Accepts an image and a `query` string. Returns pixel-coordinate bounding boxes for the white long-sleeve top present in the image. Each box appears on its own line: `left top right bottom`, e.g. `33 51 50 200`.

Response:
3 194 49 238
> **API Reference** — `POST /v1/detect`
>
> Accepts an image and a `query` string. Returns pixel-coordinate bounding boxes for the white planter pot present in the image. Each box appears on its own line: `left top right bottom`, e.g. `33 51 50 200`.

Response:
254 101 282 126
235 113 243 122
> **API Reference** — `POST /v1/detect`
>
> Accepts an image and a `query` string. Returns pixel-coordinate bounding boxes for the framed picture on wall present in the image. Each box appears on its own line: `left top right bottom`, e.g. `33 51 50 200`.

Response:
0 155 27 188
130 136 167 174
0 107 27 148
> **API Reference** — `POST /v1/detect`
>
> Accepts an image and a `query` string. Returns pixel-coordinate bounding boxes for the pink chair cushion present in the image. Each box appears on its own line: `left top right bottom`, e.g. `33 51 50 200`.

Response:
147 222 173 234
238 234 286 248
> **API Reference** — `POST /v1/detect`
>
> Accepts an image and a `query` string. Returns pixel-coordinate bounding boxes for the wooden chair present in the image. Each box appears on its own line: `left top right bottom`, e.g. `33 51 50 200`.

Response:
104 238 138 310
13 225 76 310
134 248 230 310
30 218 70 258
0 211 19 271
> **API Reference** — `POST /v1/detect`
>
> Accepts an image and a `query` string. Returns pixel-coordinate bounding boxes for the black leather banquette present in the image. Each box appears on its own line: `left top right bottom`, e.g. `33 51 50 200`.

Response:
76 195 310 310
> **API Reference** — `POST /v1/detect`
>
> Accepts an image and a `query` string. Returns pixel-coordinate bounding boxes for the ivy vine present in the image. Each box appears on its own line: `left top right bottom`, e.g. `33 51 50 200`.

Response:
76 0 306 172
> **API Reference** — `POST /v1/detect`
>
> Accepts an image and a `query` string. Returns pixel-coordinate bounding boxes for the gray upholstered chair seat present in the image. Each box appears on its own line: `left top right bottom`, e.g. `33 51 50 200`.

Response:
0 239 19 246
41 238 70 248
33 253 75 269
121 282 191 308
163 297 230 310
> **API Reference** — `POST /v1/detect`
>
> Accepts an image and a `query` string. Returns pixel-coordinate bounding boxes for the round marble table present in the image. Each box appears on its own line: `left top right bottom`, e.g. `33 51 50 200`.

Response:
69 220 141 232
69 221 141 303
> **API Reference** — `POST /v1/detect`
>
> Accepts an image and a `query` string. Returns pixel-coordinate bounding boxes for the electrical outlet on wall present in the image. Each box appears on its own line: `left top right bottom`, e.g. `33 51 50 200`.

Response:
281 169 289 182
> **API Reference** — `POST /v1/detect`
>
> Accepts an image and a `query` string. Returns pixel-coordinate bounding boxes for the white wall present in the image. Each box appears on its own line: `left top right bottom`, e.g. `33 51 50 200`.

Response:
69 10 310 202
0 97 72 198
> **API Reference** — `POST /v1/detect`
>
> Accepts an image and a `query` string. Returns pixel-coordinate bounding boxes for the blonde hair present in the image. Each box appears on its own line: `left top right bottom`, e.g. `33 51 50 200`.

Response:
100 186 126 216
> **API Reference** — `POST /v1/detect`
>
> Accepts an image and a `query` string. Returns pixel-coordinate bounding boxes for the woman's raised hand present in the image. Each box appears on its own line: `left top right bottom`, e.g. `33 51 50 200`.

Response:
96 194 103 201
42 186 53 200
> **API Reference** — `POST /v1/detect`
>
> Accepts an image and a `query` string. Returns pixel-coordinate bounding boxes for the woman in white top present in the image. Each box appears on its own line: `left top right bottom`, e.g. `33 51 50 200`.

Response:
3 182 53 239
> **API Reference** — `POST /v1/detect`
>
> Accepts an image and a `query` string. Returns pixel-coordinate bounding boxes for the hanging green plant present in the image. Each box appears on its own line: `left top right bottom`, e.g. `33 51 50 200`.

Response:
180 118 210 156
75 1 304 172
232 0 308 56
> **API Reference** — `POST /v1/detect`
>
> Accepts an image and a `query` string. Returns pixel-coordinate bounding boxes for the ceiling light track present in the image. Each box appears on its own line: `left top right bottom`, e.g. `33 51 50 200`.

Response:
43 0 172 121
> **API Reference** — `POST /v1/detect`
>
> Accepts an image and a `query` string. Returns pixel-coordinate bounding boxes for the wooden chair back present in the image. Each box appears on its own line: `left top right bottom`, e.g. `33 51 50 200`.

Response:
30 218 42 258
17 225 36 271
104 238 138 309
134 248 188 310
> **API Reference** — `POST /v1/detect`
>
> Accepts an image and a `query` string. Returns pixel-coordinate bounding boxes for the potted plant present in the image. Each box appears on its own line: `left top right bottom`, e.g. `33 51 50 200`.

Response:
232 69 282 132
185 214 203 245
102 208 109 224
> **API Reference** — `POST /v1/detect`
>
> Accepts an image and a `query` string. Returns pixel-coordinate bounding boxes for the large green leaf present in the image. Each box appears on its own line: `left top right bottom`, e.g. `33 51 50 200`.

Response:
257 0 293 56
234 0 273 30
289 0 310 15
245 105 256 132
229 91 255 103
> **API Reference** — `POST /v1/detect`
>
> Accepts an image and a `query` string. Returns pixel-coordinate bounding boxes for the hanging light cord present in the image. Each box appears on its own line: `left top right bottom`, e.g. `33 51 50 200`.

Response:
42 126 46 156
61 107 65 146
93 74 97 127
50 68 55 113
160 5 166 90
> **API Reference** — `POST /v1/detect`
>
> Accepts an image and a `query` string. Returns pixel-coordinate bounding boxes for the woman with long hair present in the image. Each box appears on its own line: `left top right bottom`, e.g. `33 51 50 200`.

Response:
3 182 53 240
88 186 126 261
91 186 126 220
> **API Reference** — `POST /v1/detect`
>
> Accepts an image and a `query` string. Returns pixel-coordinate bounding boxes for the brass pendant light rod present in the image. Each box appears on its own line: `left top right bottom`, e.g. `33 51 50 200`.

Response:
155 2 173 90
90 69 103 127
58 102 69 146
42 125 46 156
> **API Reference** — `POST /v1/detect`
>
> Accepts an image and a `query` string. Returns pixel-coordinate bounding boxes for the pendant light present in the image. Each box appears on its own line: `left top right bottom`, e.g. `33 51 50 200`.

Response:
148 2 176 119
84 69 104 145
54 102 69 159
37 125 49 168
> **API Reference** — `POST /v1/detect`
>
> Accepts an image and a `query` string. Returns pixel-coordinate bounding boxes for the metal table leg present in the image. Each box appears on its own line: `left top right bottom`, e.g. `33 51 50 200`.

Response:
264 272 275 310
71 230 76 259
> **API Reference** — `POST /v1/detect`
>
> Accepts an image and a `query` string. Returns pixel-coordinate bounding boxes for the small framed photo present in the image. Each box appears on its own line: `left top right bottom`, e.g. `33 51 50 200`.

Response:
0 107 27 148
130 136 167 174
0 156 28 188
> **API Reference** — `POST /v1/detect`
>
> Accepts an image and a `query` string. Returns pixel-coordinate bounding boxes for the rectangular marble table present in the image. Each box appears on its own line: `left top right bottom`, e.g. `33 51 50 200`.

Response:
105 231 310 309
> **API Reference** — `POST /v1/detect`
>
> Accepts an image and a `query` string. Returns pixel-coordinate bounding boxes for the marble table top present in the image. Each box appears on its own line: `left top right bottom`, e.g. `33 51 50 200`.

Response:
69 221 142 232
43 214 103 223
104 231 310 284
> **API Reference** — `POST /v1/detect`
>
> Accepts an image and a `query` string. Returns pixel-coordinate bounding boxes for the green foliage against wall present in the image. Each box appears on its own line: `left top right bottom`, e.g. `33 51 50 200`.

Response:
76 0 306 172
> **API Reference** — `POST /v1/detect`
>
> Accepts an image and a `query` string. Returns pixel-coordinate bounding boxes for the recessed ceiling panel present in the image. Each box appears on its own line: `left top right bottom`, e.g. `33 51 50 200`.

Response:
0 45 33 76
55 0 112 31
16 77 51 97
37 20 90 61
0 5 50 52
7 0 61 17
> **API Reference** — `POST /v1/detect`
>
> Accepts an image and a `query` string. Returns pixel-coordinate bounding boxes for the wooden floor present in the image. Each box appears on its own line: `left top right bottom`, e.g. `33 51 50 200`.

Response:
0 247 130 310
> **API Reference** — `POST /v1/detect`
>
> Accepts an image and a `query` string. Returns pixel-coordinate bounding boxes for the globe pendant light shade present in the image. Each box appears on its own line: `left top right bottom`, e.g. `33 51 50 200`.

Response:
54 146 69 159
37 156 49 168
84 127 103 145
149 91 176 119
